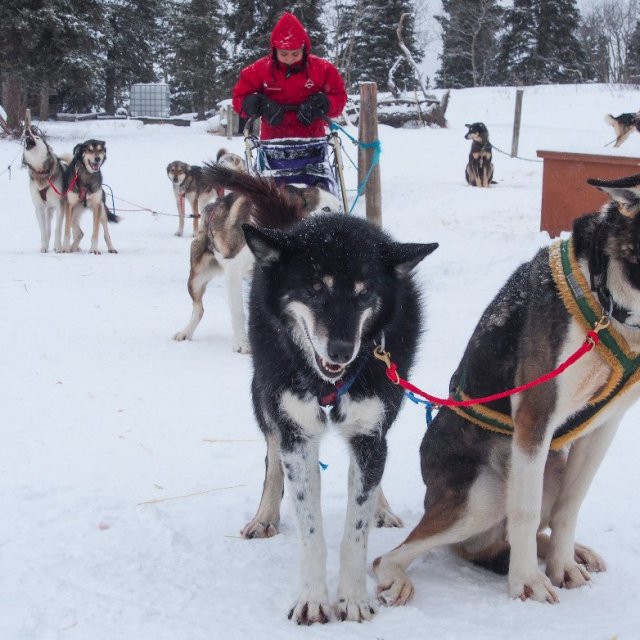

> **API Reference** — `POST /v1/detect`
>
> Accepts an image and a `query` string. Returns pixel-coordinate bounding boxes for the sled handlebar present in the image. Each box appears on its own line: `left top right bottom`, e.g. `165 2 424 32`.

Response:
242 105 337 139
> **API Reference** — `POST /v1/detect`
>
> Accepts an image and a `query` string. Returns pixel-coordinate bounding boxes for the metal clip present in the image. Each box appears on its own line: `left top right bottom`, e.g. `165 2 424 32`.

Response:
594 315 610 333
373 345 392 369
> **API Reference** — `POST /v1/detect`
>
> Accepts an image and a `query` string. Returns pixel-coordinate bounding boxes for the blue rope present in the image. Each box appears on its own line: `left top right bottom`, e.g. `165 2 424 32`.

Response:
329 122 381 214
405 391 435 427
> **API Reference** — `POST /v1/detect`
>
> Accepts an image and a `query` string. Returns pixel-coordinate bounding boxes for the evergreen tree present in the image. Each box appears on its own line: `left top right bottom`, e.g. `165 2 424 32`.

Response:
627 19 640 82
345 0 423 93
435 0 503 89
497 0 586 85
170 0 227 118
102 0 164 115
0 0 103 124
577 11 609 82
333 0 368 89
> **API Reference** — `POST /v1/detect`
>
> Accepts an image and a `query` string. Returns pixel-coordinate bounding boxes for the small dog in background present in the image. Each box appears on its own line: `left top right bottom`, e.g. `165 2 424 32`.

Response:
62 139 118 254
167 149 244 237
22 122 68 253
465 122 494 187
606 111 640 147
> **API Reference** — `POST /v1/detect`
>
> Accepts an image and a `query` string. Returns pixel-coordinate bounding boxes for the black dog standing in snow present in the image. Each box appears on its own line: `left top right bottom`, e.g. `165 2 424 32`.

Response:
465 122 495 187
211 169 438 624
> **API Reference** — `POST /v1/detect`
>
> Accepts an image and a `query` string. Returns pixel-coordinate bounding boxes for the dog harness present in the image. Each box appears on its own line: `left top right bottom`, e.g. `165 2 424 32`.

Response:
449 238 640 450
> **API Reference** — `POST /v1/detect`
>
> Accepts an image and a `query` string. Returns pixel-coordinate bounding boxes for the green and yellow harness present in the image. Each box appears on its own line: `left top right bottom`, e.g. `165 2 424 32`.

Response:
449 239 640 450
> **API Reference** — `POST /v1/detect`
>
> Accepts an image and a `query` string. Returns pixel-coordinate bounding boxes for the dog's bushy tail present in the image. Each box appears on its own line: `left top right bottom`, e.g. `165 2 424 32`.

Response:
201 162 305 228
102 191 120 223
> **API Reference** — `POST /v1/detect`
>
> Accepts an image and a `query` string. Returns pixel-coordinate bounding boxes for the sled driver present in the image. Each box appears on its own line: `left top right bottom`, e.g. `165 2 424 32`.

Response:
232 12 347 140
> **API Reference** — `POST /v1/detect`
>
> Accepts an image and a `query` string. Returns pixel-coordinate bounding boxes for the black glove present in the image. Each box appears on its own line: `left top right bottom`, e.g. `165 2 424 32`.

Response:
297 93 330 126
260 98 285 125
242 93 264 116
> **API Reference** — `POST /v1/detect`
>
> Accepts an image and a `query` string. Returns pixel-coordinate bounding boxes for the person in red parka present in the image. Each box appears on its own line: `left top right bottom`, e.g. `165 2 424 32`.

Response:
232 12 347 140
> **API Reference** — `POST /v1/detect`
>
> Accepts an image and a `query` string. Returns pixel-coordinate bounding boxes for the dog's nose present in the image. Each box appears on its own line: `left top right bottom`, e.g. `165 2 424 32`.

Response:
327 339 354 364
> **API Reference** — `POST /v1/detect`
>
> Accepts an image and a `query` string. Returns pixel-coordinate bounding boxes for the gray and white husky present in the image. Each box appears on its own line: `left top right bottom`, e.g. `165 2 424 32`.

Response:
173 161 340 353
22 123 68 253
208 169 438 623
374 173 640 608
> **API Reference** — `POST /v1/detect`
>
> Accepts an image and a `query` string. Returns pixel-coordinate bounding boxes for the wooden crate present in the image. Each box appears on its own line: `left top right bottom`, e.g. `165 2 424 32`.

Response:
537 150 640 237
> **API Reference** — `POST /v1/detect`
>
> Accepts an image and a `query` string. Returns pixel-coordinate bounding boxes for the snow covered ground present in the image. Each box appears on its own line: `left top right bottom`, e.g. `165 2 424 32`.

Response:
1 83 640 640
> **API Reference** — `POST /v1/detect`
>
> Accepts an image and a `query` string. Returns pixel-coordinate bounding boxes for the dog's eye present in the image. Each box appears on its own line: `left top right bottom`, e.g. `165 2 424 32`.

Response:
321 206 332 212
311 281 324 292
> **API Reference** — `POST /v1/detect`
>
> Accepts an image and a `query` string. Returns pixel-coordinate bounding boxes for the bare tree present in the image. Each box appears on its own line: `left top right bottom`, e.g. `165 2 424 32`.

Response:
396 13 430 97
584 0 640 82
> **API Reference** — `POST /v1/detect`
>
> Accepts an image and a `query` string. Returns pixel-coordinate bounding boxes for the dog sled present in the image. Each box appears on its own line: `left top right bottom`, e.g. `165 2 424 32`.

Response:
243 115 349 214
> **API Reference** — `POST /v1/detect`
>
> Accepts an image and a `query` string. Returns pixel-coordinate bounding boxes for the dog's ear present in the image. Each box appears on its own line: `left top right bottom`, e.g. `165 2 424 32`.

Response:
588 174 640 218
242 224 290 266
385 242 439 277
72 143 84 158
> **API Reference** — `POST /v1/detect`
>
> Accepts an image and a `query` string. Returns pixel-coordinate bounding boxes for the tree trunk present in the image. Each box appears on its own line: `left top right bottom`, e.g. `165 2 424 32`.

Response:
105 63 116 115
39 83 50 121
2 74 26 131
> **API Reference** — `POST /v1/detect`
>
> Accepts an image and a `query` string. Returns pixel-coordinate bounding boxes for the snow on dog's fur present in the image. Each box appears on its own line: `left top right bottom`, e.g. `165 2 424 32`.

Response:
218 169 438 623
374 173 640 609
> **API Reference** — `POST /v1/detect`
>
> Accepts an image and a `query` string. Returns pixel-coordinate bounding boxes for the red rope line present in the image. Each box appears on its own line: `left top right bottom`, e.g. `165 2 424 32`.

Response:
47 170 78 196
377 331 600 408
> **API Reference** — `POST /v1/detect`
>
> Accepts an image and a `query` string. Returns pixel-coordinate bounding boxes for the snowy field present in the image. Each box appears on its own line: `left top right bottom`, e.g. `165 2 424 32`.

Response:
1 83 640 640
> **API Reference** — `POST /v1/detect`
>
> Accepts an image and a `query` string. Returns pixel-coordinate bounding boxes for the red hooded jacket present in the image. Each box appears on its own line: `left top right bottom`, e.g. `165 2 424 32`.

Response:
232 13 347 140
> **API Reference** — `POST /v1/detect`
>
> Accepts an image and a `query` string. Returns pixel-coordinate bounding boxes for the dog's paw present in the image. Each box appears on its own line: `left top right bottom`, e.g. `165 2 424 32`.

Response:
546 559 591 590
574 542 606 573
174 231 183 237
373 558 414 606
108 249 118 254
509 569 559 603
173 331 191 341
374 504 403 528
334 596 376 622
233 340 251 355
240 519 278 539
40 247 48 253
288 599 331 625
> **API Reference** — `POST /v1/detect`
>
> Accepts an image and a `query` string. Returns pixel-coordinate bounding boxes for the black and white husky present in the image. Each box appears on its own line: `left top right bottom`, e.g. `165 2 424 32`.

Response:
22 124 68 252
374 173 640 608
222 171 438 623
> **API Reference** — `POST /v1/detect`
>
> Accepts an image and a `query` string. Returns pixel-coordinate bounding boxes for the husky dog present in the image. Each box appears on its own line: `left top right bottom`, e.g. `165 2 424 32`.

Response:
22 124 68 252
167 149 243 237
464 122 494 187
223 171 438 624
173 162 340 353
374 173 640 608
606 111 640 147
62 139 118 254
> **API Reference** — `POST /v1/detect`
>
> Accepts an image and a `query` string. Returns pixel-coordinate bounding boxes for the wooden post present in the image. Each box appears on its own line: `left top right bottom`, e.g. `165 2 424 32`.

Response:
511 88 523 158
358 82 382 226
226 104 233 139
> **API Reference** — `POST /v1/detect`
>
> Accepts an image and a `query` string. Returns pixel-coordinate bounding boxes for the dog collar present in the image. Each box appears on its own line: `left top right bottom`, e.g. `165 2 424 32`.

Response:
318 360 365 407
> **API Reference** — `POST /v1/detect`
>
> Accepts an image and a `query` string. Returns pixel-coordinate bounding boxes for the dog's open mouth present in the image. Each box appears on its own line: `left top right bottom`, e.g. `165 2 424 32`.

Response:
89 159 102 171
315 353 345 379
24 136 36 150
